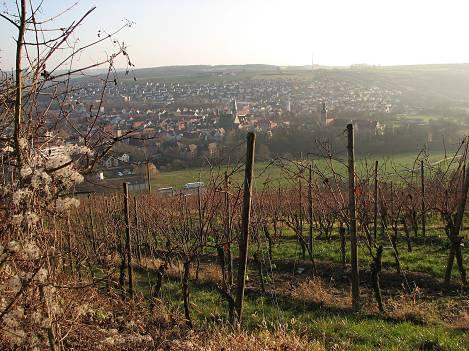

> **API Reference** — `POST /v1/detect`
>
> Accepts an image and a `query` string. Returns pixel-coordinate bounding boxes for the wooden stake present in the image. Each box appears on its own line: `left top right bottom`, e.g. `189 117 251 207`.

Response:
420 160 426 238
373 160 378 240
308 162 316 272
235 132 256 324
123 182 133 297
347 124 360 311
225 171 234 286
445 161 469 285
134 196 142 264
146 161 152 193
298 175 305 260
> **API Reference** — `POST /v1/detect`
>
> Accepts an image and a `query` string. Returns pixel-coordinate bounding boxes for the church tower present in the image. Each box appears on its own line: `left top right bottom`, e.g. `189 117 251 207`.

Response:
219 99 240 130
231 98 238 117
320 102 328 126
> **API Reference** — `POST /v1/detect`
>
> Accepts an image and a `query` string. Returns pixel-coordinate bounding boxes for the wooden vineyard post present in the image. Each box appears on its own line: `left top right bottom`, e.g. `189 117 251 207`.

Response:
445 162 468 286
462 164 466 233
225 171 234 286
339 222 346 268
134 196 142 264
235 132 256 324
123 182 134 297
298 175 305 260
373 160 378 240
146 160 152 193
88 194 98 260
347 123 360 311
308 162 316 273
420 160 426 238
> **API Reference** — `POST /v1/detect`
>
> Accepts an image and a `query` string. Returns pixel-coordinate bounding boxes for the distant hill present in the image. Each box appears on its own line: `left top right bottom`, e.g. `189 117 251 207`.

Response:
335 64 469 102
123 64 279 80
81 63 469 104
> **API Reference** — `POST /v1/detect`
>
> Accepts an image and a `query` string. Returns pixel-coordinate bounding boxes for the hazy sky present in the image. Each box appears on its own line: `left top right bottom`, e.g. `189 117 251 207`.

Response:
1 0 469 70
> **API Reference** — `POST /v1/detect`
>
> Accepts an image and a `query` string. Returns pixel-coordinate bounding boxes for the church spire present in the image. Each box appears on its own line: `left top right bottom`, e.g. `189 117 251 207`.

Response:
231 98 238 117
320 102 328 126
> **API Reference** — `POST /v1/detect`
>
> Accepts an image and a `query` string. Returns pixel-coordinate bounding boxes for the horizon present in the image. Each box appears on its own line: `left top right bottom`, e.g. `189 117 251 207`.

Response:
32 62 469 75
87 61 469 70
1 1 469 350
2 0 469 70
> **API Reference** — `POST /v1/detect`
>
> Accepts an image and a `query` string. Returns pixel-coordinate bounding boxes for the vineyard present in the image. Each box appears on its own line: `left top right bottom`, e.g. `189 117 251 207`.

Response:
0 2 468 348
24 132 466 350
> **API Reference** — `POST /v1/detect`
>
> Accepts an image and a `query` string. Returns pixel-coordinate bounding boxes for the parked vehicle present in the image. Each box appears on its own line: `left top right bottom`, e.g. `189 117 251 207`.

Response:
183 182 205 190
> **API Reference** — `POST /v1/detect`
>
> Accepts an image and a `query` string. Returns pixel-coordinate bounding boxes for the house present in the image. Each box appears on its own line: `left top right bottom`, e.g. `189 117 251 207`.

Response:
188 144 198 154
103 125 115 136
208 143 218 158
143 128 156 138
102 153 130 168
353 120 385 136
118 153 130 163
103 156 119 168
256 118 277 132
132 121 145 129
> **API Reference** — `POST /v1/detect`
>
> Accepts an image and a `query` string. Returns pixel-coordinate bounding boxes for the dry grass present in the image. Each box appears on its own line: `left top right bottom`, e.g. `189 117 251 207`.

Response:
193 262 223 283
137 257 222 284
291 277 351 308
449 310 469 331
56 287 189 350
435 297 469 331
55 286 329 351
383 287 442 325
165 326 325 351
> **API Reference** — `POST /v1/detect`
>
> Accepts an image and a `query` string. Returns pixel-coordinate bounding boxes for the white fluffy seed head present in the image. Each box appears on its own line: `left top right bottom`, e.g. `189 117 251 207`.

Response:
20 166 32 178
7 241 21 253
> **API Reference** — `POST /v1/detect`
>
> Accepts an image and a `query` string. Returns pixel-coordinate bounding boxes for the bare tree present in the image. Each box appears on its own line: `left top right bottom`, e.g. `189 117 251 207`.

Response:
0 1 133 347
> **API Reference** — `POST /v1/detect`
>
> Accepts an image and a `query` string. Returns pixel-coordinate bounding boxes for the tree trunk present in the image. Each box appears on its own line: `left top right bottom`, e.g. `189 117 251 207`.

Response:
371 246 384 313
454 241 467 286
150 263 166 310
254 253 266 294
445 163 469 286
411 210 418 238
444 244 455 286
217 246 227 286
263 225 274 264
402 219 412 252
391 227 401 274
182 260 192 328
13 0 26 166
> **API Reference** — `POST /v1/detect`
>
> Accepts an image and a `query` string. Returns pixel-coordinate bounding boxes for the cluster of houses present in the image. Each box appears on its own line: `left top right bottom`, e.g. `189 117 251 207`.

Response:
70 77 400 116
101 153 130 168
65 74 404 147
52 73 419 172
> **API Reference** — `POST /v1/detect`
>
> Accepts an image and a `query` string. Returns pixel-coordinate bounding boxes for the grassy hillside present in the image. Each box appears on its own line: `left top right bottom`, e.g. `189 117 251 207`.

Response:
149 152 450 190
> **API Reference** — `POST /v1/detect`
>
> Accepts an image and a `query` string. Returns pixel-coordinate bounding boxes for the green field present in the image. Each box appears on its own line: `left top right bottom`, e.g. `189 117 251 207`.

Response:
129 228 468 351
150 152 454 190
